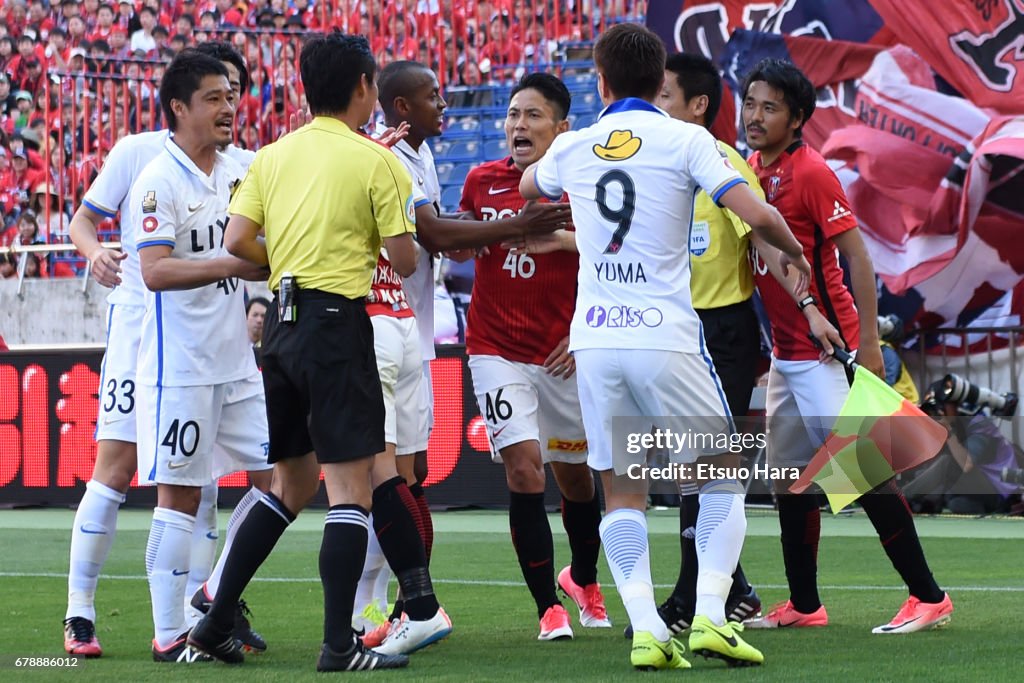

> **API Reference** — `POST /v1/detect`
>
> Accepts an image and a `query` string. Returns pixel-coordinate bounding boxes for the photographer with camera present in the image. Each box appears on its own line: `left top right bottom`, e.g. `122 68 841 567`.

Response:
906 375 1020 515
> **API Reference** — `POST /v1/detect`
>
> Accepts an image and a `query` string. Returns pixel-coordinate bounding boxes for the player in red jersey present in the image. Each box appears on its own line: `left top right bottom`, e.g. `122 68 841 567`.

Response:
461 73 609 642
740 59 952 634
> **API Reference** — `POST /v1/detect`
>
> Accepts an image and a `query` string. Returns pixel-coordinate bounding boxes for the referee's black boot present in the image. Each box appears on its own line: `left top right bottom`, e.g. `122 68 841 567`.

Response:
317 639 410 672
188 616 244 665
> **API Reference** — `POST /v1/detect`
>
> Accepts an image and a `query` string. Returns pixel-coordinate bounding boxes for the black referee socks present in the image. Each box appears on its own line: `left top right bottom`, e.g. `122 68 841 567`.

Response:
322 504 370 651
207 492 295 628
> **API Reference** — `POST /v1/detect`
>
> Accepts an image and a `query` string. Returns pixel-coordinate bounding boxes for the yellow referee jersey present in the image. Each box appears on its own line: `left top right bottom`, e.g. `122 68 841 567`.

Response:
690 142 763 310
230 117 417 298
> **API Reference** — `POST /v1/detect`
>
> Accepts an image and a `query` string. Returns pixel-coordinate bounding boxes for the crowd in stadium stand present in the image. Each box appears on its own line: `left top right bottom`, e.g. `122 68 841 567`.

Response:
0 0 641 277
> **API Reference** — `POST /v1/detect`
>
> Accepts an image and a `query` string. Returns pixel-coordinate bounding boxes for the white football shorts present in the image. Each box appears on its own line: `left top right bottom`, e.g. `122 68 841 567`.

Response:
765 356 851 468
574 348 733 472
469 354 588 465
95 303 144 443
372 314 429 455
137 373 271 487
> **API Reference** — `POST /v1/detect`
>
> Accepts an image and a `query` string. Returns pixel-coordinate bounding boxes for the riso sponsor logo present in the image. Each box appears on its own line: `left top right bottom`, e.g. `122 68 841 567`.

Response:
585 305 663 328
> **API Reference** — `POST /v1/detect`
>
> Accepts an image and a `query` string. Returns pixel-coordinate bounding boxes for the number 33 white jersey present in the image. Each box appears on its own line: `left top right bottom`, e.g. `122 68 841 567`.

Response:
534 98 745 353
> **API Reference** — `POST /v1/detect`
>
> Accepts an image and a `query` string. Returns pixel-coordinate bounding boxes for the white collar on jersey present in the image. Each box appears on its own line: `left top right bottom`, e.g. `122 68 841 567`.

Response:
598 97 668 120
164 136 221 190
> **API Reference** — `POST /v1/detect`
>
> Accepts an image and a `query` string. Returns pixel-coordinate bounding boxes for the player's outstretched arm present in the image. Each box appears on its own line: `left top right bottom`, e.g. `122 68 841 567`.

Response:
719 183 810 294
833 227 884 377
140 244 264 291
501 229 577 254
224 214 269 267
415 201 570 253
69 205 127 288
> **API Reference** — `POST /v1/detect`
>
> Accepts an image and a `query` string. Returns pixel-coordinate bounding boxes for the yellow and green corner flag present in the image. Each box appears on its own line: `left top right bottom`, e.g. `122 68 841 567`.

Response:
789 362 947 513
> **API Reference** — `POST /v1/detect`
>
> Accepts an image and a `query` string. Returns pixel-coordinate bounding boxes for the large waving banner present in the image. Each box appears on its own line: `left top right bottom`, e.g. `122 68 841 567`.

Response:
867 0 1024 114
645 0 888 143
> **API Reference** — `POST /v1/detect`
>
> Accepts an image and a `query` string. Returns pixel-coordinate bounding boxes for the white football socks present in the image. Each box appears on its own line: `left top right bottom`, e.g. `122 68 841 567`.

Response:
146 507 195 649
67 480 125 622
694 479 747 626
600 508 669 642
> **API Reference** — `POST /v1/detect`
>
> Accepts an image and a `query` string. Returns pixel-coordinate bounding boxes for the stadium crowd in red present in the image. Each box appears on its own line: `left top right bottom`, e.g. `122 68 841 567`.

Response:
0 0 640 278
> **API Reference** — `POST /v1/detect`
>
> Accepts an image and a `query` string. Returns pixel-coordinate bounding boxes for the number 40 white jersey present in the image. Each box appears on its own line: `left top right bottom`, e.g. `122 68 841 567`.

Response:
534 98 746 354
132 139 255 387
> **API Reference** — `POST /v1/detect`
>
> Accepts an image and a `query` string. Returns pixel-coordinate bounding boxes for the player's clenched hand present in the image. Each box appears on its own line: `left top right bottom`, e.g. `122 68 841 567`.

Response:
779 251 811 298
378 121 410 148
543 336 575 379
228 257 271 282
855 343 885 380
806 309 844 358
517 201 572 234
88 247 127 288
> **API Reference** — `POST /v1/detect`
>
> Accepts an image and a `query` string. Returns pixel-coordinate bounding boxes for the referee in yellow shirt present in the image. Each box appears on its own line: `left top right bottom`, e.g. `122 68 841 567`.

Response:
189 33 416 673
654 52 762 634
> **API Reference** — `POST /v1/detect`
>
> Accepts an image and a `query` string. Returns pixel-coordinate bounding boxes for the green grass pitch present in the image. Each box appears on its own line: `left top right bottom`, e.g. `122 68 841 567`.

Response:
1 508 1022 681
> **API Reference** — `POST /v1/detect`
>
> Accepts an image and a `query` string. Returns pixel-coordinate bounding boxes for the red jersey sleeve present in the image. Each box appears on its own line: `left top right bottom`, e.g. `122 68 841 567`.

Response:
799 160 858 239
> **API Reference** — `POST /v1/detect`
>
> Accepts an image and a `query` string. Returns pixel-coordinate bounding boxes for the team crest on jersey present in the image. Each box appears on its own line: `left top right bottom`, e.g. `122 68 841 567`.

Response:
141 191 157 214
593 130 642 161
228 178 241 201
142 216 158 233
767 174 781 201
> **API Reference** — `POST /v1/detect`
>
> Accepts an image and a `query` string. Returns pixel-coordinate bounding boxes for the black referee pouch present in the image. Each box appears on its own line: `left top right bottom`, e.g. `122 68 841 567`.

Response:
279 272 298 324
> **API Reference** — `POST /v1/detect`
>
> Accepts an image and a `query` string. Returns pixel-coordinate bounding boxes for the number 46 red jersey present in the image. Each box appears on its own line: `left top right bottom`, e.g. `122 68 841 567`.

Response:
460 157 578 365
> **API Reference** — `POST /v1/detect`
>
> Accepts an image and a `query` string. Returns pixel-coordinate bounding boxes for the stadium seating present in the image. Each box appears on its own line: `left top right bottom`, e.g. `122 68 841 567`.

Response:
435 65 600 211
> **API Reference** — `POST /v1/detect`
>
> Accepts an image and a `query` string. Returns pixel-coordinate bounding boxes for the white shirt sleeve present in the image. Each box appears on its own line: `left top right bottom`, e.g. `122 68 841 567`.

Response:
685 127 746 207
81 136 136 217
534 133 568 200
132 168 180 251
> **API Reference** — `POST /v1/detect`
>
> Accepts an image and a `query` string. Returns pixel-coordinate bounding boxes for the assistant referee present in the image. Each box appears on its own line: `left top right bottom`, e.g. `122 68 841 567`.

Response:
188 33 417 673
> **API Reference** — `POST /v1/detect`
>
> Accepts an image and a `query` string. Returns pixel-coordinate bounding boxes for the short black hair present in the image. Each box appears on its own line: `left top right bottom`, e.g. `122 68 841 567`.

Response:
246 296 270 314
377 60 432 120
159 49 229 130
301 32 376 116
593 23 666 101
664 52 722 128
741 58 816 135
510 72 571 121
139 6 155 16
194 40 249 94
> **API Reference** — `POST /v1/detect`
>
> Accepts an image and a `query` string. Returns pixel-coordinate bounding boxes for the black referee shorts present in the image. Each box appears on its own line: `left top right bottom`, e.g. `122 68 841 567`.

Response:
697 299 760 418
260 288 385 464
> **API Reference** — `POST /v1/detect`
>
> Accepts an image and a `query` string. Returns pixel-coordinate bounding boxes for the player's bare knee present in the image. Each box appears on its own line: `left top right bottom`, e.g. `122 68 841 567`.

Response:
413 450 429 485
248 468 272 492
92 440 137 493
156 484 202 516
550 462 595 502
395 453 417 486
502 443 545 493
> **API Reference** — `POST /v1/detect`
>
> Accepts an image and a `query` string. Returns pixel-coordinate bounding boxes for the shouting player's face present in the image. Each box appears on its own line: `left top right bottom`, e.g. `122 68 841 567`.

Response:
742 80 801 154
403 68 446 140
177 73 235 148
505 88 568 170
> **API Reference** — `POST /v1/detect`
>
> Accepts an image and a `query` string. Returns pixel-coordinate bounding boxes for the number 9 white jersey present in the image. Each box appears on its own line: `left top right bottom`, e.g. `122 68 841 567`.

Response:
534 98 746 354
